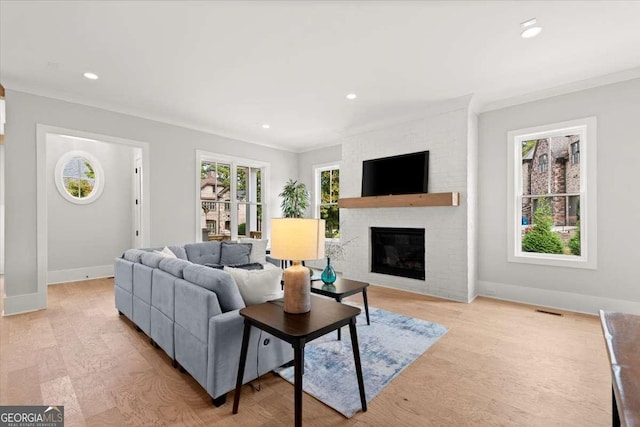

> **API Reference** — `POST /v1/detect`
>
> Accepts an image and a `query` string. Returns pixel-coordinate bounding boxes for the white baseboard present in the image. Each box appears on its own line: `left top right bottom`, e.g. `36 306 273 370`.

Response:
48 264 114 285
368 281 470 303
3 292 46 316
478 280 640 315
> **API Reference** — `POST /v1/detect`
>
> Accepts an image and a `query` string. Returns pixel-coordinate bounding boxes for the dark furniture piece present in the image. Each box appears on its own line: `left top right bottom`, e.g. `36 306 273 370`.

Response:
599 310 640 427
232 296 367 427
310 276 370 340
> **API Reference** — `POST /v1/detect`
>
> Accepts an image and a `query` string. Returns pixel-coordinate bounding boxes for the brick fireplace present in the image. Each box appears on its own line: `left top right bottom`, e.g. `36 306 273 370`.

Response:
338 96 478 302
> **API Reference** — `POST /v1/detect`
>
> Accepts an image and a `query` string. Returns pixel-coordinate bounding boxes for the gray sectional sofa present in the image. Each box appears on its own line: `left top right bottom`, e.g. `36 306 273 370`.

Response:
114 241 293 406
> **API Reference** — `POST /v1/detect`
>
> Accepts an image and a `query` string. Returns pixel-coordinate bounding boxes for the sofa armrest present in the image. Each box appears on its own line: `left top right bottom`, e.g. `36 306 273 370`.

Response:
207 310 247 398
206 309 294 400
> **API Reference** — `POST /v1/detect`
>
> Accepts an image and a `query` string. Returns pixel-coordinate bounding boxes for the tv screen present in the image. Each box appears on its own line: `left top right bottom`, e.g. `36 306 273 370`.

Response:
361 151 429 197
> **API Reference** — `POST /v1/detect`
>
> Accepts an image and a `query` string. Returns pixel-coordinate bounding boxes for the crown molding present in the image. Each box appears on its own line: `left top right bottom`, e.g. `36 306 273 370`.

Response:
479 66 640 113
1 79 298 153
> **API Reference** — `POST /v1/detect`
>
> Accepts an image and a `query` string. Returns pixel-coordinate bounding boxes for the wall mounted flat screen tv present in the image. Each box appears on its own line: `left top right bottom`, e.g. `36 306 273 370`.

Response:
361 151 429 197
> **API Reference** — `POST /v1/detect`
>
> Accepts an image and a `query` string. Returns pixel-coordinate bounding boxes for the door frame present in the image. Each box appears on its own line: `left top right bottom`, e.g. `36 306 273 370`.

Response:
133 155 143 248
35 124 150 311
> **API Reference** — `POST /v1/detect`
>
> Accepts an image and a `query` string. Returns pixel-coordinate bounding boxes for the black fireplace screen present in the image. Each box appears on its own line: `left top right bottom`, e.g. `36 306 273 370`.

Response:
371 227 425 280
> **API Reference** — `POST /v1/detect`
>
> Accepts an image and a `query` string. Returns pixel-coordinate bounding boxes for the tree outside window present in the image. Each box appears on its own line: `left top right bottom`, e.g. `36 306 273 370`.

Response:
317 166 340 238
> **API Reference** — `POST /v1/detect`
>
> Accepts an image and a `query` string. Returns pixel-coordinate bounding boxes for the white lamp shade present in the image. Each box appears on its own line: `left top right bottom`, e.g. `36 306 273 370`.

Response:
270 218 325 261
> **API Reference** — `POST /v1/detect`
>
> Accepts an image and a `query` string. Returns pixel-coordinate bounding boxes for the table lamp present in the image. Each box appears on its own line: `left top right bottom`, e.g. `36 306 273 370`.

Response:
270 218 325 314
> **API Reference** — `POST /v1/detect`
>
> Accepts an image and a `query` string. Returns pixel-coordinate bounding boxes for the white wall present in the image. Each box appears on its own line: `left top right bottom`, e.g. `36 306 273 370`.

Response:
0 144 5 274
46 134 135 283
4 90 297 313
478 78 640 314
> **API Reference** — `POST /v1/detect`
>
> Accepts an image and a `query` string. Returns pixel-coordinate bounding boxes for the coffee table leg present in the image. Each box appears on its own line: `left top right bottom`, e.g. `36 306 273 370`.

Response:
349 318 367 412
232 320 252 414
362 288 370 325
613 386 620 427
294 340 305 427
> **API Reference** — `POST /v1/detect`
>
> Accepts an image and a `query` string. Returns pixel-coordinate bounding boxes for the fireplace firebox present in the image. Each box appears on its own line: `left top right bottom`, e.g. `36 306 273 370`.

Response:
370 227 425 280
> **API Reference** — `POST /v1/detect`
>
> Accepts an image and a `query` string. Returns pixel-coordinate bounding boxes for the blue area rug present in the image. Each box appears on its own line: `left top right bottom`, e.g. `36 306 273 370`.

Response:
275 306 448 418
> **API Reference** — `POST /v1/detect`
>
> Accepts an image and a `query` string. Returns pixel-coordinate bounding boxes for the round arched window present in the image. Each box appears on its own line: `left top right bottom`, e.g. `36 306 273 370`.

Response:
54 151 104 204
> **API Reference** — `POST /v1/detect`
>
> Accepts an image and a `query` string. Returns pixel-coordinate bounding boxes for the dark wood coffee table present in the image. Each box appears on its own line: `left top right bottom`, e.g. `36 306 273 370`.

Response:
232 296 367 427
311 275 370 340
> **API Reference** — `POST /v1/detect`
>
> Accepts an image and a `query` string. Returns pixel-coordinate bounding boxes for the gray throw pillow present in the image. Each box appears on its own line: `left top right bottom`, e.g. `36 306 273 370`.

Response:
167 245 188 260
220 242 251 266
229 263 264 271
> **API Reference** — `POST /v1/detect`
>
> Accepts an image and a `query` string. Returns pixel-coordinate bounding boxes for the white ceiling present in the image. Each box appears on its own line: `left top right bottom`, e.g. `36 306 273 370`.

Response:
2 1 640 152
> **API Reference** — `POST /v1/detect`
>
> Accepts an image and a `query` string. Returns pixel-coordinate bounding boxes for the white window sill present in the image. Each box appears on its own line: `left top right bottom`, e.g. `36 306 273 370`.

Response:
508 252 596 270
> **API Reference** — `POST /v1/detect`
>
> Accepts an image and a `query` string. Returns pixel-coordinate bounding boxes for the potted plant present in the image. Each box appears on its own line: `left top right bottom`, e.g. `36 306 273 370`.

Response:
279 179 310 218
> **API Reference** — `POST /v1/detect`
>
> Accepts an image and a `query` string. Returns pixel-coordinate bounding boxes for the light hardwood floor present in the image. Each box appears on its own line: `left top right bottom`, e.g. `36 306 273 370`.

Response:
0 278 611 426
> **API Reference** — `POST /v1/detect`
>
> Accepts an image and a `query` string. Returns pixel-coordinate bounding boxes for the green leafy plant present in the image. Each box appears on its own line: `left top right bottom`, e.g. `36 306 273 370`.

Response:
279 179 309 218
237 222 246 236
522 198 564 254
568 221 581 255
65 178 94 198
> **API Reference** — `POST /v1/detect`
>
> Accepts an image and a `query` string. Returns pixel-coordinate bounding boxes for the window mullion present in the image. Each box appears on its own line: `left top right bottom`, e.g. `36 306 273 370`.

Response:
230 162 237 241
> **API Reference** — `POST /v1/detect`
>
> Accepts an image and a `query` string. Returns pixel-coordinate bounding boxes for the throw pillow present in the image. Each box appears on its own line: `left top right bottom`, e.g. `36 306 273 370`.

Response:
154 246 178 259
238 238 268 264
228 263 264 271
220 242 251 265
225 263 283 306
204 263 224 269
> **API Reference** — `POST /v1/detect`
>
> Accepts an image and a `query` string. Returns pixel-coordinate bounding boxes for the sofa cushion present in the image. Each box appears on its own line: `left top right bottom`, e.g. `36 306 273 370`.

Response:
220 242 251 266
238 238 268 264
158 258 192 279
225 263 283 306
184 242 222 265
183 264 245 312
123 249 147 263
167 245 188 260
141 252 166 268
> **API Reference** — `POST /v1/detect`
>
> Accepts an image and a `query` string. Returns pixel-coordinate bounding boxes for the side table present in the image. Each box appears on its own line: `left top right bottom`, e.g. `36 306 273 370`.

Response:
311 276 370 340
232 296 367 427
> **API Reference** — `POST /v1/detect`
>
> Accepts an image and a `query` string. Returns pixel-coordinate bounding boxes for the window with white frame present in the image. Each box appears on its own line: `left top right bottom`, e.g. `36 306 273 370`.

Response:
315 164 340 238
197 151 268 242
54 150 104 205
507 117 597 269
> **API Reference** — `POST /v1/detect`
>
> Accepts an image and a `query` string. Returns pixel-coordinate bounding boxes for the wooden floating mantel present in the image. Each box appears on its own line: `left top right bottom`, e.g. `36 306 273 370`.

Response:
338 192 460 209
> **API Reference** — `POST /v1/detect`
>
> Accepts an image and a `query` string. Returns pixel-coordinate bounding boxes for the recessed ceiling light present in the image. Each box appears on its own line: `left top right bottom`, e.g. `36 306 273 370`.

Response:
262 124 270 129
346 93 357 100
83 72 99 80
520 18 542 39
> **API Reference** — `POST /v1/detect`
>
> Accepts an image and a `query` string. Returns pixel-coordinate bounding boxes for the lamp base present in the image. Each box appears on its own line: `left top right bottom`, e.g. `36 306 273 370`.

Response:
283 261 311 314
